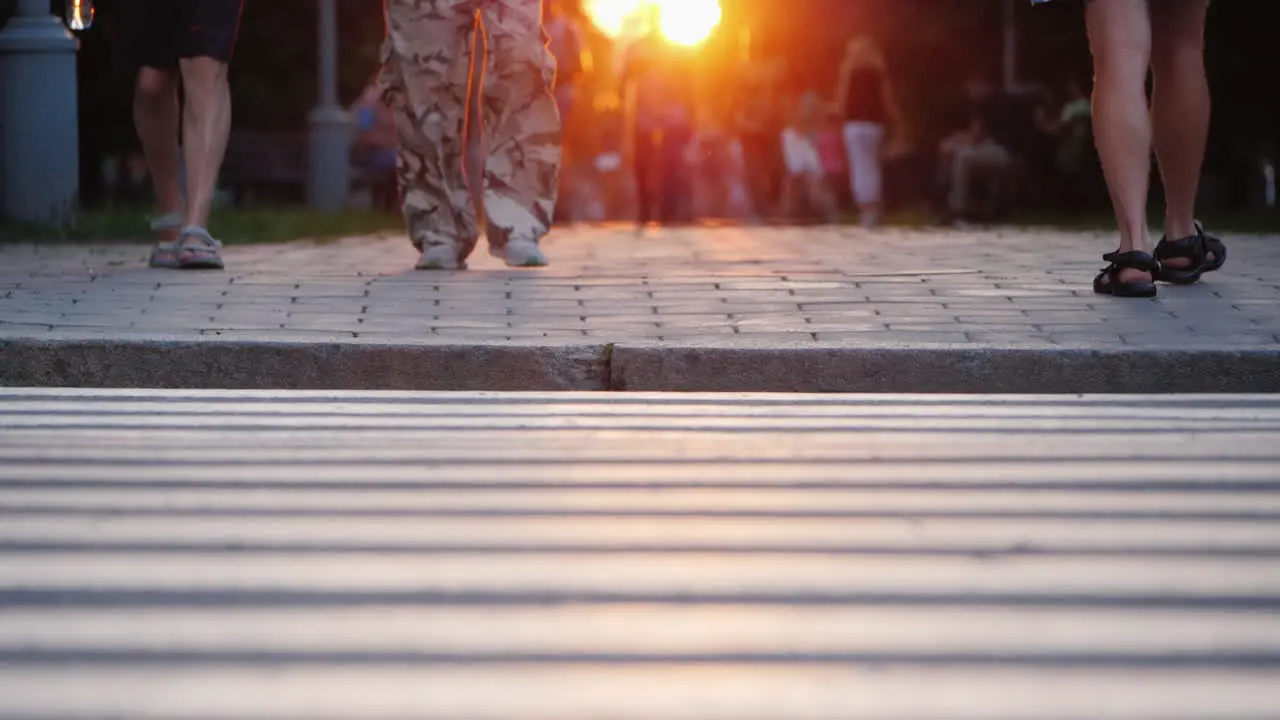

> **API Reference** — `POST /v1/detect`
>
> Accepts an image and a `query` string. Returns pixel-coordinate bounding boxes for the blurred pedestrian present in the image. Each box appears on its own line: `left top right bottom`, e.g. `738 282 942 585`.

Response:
734 60 785 221
622 24 695 228
936 74 1018 225
544 0 585 222
779 92 838 223
833 38 902 228
350 80 399 213
815 110 849 214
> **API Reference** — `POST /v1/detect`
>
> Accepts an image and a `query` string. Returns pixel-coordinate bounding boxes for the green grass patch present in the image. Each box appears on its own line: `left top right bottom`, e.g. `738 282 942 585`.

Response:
876 206 1279 234
3 203 1274 246
1008 208 1280 234
0 206 404 245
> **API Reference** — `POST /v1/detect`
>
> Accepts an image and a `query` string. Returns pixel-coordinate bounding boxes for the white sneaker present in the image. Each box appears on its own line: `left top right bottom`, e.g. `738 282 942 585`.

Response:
492 240 548 268
416 245 464 270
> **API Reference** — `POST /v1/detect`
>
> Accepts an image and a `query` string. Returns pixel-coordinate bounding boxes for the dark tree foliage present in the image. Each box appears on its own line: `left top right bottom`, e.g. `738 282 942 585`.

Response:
45 0 1278 206
72 0 387 201
731 0 1276 168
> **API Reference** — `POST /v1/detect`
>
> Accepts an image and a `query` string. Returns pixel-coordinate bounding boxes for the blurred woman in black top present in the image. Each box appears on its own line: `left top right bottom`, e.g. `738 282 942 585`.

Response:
833 38 902 228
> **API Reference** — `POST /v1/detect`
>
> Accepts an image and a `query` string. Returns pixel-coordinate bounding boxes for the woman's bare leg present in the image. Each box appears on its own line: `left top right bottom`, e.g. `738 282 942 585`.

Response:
1150 0 1213 266
1086 0 1154 284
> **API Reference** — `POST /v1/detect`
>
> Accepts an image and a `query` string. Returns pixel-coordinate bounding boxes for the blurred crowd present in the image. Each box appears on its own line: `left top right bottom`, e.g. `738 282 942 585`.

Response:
345 0 1109 229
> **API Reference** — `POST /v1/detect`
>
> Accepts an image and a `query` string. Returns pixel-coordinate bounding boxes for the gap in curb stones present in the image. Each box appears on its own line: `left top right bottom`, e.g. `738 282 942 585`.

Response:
2 338 1280 393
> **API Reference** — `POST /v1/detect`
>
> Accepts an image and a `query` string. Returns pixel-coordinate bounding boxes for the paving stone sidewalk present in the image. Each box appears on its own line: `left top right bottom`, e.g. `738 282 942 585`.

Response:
1 225 1277 348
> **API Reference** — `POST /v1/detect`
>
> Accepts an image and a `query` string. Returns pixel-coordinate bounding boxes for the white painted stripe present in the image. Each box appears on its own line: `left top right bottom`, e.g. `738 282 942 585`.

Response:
2 413 1276 432
1 515 1276 551
2 606 1277 655
1 390 1276 717
0 460 1273 485
0 431 1275 464
2 553 1277 597
0 667 1275 718
3 487 1276 515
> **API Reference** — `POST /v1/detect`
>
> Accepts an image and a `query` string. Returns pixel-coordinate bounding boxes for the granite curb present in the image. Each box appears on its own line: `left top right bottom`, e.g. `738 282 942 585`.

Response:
0 337 608 391
609 343 1280 394
2 336 1279 393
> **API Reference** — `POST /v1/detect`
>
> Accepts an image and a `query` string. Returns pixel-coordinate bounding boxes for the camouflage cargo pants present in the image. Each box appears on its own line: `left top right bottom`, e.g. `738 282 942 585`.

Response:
379 0 561 260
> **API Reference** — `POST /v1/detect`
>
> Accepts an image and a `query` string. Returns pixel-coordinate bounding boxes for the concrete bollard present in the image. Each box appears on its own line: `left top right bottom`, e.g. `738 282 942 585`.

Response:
0 0 79 228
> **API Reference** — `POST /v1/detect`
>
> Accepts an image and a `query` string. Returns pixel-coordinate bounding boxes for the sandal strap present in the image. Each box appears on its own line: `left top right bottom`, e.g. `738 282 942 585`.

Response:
1101 250 1159 272
1154 222 1218 264
175 227 223 250
1154 235 1207 264
149 212 185 232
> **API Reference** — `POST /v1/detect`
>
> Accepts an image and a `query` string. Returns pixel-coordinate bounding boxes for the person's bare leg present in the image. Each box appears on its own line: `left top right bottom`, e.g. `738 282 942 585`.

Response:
1086 0 1154 283
133 67 185 235
178 57 232 230
1151 0 1212 265
779 176 797 219
808 174 839 223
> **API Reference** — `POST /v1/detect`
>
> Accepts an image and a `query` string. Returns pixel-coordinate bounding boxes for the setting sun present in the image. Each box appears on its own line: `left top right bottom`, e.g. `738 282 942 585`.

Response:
584 0 722 46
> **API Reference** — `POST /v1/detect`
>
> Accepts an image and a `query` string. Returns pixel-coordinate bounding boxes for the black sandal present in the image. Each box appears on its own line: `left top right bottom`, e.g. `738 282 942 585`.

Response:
1093 250 1158 298
1154 222 1227 285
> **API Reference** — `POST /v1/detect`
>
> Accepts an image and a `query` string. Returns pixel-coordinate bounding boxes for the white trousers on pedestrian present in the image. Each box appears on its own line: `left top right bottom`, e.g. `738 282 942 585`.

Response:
842 121 886 208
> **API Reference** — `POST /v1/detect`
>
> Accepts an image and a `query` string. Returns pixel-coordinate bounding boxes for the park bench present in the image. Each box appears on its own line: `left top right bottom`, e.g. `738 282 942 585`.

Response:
219 131 308 206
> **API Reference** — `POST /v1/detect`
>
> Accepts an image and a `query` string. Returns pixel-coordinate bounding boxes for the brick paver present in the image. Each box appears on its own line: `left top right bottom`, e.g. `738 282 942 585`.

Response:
1 225 1277 347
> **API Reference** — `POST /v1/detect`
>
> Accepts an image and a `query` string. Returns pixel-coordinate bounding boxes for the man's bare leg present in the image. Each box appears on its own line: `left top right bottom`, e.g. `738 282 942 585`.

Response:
133 67 185 240
1085 0 1154 285
1151 0 1214 269
178 57 232 230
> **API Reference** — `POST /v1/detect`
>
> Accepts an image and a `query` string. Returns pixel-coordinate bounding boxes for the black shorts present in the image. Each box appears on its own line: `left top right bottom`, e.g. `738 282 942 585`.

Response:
113 0 245 71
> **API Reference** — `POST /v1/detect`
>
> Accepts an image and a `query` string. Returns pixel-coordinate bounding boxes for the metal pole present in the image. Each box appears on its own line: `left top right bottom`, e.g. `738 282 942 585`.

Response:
1002 0 1017 92
318 0 338 107
0 0 80 228
307 0 350 211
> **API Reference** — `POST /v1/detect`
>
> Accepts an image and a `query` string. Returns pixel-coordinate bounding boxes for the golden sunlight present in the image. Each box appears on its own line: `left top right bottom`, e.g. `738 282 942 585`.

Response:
584 0 722 46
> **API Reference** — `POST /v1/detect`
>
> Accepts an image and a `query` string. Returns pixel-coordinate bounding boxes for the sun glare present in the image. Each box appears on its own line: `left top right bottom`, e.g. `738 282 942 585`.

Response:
584 0 722 46
583 0 636 38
